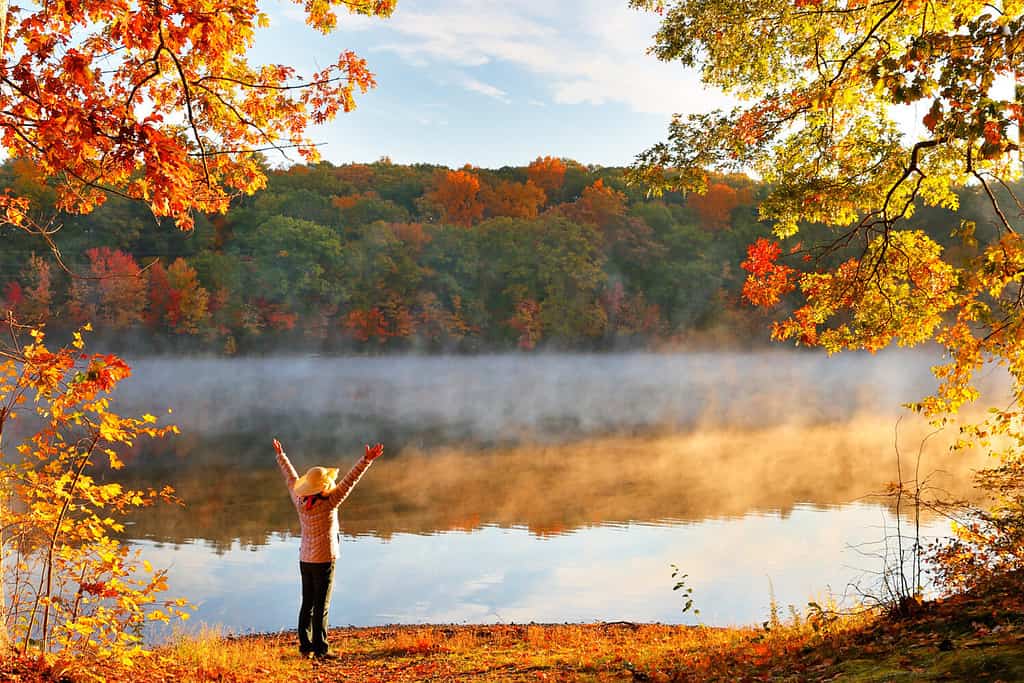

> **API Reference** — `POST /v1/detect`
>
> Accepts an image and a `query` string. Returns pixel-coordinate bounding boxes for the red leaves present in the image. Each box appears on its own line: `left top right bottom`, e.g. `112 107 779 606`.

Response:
344 307 389 342
68 248 147 329
508 299 542 350
922 99 944 132
61 50 94 89
79 581 120 599
86 355 132 393
147 259 211 334
740 238 796 307
4 281 25 310
983 120 1002 145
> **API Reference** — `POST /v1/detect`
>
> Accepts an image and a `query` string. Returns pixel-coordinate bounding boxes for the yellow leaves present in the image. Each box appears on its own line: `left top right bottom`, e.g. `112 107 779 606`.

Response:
1 325 187 660
774 230 960 354
104 448 124 470
98 414 127 443
68 620 95 637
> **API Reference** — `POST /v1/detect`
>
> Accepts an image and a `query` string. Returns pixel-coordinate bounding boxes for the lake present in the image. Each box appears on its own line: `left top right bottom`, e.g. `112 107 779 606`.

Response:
110 351 996 636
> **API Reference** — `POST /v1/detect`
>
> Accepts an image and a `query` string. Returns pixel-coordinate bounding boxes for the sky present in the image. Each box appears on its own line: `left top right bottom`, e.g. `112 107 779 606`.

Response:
253 0 732 170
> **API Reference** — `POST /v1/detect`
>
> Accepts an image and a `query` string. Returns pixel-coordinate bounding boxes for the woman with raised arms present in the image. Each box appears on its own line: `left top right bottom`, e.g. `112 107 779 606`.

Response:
273 438 384 660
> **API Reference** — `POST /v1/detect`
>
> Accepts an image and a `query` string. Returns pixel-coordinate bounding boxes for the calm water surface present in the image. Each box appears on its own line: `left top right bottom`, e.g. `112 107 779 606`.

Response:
111 351 996 636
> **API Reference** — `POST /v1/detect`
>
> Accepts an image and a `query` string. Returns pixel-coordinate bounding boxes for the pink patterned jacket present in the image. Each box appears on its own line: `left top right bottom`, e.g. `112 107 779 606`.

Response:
276 451 373 563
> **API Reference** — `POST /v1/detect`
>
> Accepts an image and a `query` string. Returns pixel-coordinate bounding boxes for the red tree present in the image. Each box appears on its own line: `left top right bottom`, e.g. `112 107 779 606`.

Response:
69 248 147 330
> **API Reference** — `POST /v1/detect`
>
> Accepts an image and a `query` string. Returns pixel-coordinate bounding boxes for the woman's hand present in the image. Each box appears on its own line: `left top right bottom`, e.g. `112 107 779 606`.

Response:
364 443 384 461
273 438 285 456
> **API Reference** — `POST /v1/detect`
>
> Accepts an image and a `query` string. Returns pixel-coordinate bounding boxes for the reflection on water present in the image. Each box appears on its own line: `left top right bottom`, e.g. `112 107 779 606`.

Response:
122 417 987 548
141 505 956 635
106 352 1003 635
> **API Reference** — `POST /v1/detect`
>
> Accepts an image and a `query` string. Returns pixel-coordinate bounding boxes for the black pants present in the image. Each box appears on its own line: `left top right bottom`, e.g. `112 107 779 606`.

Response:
298 561 336 655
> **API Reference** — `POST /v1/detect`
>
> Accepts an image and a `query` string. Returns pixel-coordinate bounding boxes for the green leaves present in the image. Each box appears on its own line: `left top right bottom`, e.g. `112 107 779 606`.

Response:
670 564 700 615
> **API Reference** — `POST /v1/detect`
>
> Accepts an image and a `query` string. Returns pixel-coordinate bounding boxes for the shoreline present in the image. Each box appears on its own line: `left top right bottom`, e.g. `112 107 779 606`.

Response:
11 578 1024 682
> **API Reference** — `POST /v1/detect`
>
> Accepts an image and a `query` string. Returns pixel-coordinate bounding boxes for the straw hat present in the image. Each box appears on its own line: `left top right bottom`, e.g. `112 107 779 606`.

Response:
293 466 339 497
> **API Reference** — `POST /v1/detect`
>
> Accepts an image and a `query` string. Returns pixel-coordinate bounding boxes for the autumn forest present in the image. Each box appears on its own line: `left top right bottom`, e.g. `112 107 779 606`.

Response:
0 156 1004 353
8 0 1024 679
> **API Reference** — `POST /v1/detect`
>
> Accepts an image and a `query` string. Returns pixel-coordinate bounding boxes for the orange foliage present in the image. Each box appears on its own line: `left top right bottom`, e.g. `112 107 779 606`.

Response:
147 259 210 335
561 179 627 230
415 293 474 343
526 156 567 198
344 307 389 342
256 300 298 332
0 0 393 230
425 170 484 227
381 292 415 339
333 163 377 190
741 238 796 308
480 179 546 219
167 259 211 334
387 222 432 250
332 190 380 210
688 182 751 230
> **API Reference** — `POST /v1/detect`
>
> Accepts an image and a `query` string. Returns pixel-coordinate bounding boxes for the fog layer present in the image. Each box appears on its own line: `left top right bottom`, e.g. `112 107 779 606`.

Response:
116 349 1001 449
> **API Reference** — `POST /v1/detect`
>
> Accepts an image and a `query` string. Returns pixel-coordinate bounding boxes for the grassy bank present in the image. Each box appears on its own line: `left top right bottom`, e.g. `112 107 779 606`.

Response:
6 575 1024 682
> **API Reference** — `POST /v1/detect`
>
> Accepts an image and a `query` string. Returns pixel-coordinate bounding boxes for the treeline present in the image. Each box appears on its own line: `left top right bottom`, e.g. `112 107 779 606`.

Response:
0 157 997 353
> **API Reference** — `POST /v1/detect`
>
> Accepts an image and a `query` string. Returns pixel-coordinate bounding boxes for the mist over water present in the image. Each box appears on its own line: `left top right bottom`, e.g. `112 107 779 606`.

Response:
108 350 1003 637
116 349 964 447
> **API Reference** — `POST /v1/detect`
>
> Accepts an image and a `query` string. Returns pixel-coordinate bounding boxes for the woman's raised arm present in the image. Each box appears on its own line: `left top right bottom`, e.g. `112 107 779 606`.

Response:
328 443 383 507
274 438 299 488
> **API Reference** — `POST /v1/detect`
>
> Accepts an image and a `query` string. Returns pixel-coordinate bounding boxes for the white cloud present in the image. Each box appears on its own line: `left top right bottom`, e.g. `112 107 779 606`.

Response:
361 0 729 116
462 77 511 103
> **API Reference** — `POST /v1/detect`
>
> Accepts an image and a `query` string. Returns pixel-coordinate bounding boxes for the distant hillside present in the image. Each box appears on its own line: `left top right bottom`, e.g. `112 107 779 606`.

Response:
0 157 996 353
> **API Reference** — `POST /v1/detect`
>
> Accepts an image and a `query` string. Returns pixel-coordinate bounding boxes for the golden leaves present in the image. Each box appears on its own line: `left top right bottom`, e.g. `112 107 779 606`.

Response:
0 324 187 659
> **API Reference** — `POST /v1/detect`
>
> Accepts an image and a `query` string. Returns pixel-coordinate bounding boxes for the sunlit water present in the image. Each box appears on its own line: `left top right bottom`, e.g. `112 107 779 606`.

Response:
107 351 1001 639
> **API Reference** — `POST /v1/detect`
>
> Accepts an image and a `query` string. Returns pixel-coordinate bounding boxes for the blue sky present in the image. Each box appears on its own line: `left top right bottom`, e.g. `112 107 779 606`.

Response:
253 0 731 169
